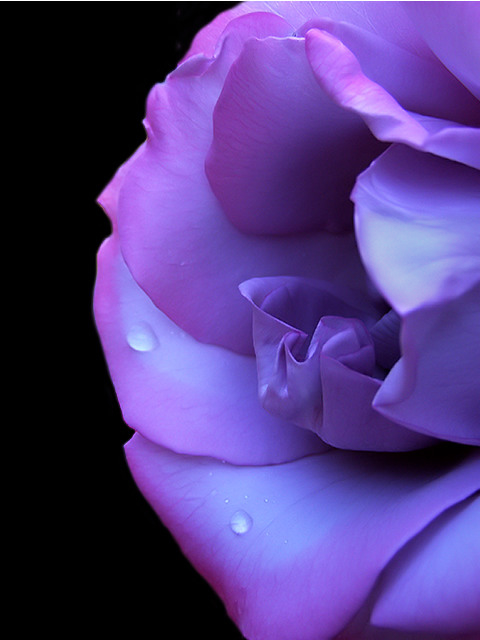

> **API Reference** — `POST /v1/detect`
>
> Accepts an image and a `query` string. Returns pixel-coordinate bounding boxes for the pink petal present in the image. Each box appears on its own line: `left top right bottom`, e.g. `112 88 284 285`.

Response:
125 433 480 640
94 236 325 465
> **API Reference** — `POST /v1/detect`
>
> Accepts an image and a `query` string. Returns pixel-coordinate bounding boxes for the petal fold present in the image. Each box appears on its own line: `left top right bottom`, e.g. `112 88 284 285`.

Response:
374 284 480 446
353 145 480 445
243 1 444 61
241 277 435 452
305 27 480 169
371 494 480 634
126 434 480 640
115 19 371 355
93 236 326 465
353 145 480 314
403 1 480 101
206 35 385 235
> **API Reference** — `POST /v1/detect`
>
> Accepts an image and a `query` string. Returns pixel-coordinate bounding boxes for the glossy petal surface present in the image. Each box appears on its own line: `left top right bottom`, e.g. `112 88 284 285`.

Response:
94 236 326 464
247 1 441 59
353 145 480 313
206 35 384 235
375 285 480 446
126 434 480 640
301 16 479 127
95 4 480 638
371 495 480 634
117 22 369 355
305 28 480 169
353 145 480 445
403 1 480 100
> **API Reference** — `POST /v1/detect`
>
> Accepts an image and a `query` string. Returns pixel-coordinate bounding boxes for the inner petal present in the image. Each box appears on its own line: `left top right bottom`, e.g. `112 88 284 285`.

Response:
241 276 435 452
205 35 385 236
370 309 402 371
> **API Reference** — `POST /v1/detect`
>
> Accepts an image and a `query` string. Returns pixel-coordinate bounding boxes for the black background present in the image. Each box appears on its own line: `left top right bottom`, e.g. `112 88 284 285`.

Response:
73 3 245 638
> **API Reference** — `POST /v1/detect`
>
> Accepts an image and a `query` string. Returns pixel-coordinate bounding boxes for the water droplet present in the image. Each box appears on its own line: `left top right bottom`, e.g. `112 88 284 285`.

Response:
126 323 158 352
229 510 253 536
283 539 288 544
224 498 229 504
244 495 249 500
264 498 269 503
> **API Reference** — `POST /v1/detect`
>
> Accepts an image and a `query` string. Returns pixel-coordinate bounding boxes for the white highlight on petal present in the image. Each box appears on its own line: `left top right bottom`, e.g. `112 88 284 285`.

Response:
229 509 253 536
126 322 159 352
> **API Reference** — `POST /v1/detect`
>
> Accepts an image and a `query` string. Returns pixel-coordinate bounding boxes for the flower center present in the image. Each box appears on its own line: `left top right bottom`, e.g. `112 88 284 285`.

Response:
240 276 432 452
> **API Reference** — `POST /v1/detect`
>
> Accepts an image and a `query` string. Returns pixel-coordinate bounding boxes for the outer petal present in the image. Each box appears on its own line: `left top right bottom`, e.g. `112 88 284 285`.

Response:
97 143 147 231
353 145 480 445
186 0 480 122
205 35 385 236
94 236 325 465
305 28 480 170
181 3 258 60
403 1 480 101
125 433 480 640
371 495 480 634
117 20 369 355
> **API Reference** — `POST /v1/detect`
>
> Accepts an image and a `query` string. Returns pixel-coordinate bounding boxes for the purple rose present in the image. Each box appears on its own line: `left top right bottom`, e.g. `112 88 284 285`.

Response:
94 2 480 638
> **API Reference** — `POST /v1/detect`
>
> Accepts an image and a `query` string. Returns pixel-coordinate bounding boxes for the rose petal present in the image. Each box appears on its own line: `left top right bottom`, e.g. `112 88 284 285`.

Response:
180 4 260 61
305 28 480 170
375 284 480 446
403 1 480 101
94 236 326 465
353 145 480 314
97 143 146 230
240 276 436 452
353 145 480 445
205 35 385 235
370 310 401 370
302 18 479 127
320 354 434 452
125 433 480 640
239 276 379 428
117 23 370 355
244 1 440 60
371 495 480 634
